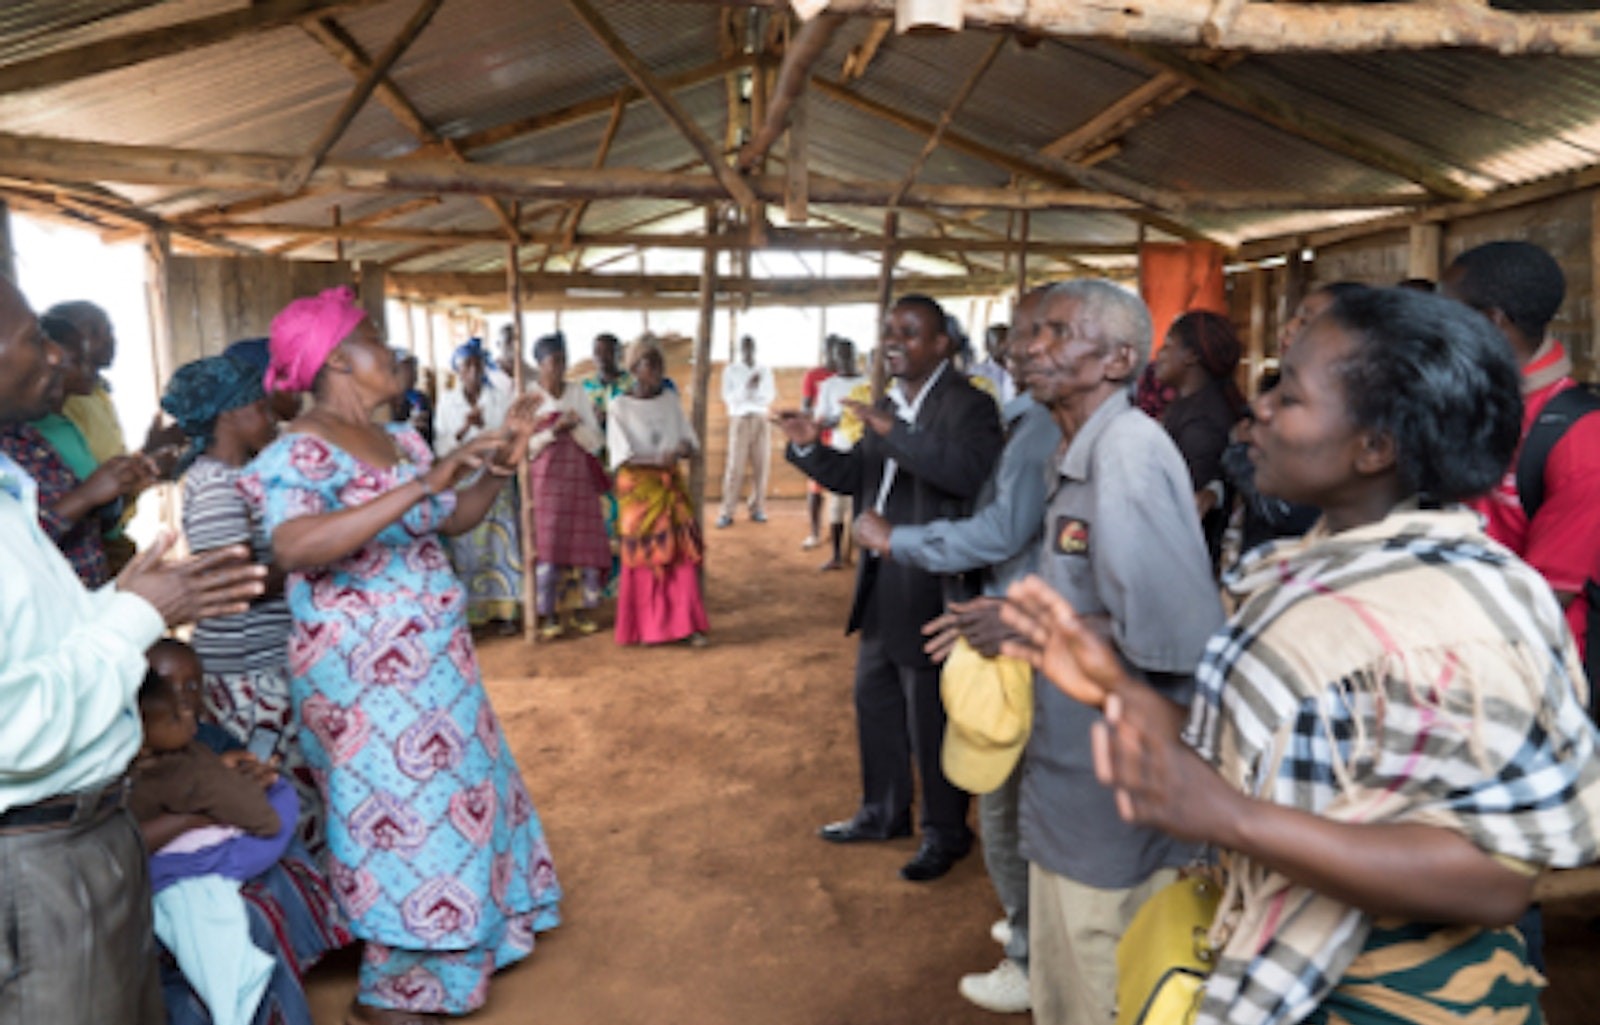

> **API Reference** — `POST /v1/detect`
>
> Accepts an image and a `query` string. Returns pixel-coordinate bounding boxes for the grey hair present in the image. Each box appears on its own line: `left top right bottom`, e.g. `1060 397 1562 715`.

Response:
1040 279 1153 374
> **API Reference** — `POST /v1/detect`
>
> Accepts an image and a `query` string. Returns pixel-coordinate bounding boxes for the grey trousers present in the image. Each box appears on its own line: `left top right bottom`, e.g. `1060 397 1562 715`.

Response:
980 761 1030 969
719 413 771 518
0 803 163 1025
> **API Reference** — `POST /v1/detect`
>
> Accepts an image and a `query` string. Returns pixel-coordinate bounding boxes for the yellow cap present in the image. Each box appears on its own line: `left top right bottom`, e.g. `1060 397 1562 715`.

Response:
940 638 1033 795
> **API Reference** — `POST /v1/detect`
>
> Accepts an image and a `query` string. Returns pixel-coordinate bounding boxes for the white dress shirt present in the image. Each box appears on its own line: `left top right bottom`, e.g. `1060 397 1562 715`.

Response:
721 362 776 418
0 451 163 813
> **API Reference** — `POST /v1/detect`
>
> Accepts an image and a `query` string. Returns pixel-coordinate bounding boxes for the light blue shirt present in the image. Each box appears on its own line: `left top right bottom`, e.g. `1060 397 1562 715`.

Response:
0 451 163 813
888 394 1061 595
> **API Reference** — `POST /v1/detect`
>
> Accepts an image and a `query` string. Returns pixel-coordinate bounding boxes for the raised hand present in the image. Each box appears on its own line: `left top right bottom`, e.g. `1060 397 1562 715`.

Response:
840 398 894 437
771 409 820 447
998 575 1129 708
116 531 268 627
426 431 505 489
1092 684 1229 842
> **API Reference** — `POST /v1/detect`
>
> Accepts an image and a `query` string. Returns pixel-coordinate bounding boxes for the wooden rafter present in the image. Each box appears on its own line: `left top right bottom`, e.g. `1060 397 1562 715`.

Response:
841 18 893 81
809 76 1207 240
390 267 1019 304
269 196 443 255
888 34 1005 209
737 13 848 172
284 0 444 193
1040 71 1190 162
732 0 1600 57
563 0 758 211
0 129 1429 215
303 12 523 242
453 53 754 155
1124 44 1476 201
0 0 391 98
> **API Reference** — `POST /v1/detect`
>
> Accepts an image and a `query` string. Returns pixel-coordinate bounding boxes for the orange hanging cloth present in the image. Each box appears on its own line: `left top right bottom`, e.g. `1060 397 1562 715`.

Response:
1139 242 1228 355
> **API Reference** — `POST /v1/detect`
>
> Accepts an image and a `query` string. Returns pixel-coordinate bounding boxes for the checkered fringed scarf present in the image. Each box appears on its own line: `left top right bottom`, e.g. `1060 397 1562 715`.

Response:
1186 507 1600 1025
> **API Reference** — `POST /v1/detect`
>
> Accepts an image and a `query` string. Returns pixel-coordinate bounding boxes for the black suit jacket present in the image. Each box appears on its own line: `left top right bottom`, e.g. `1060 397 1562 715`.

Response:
788 367 1004 667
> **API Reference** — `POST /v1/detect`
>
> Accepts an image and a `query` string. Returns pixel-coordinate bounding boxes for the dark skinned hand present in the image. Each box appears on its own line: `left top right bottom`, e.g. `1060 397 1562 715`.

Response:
923 596 1016 663
840 398 894 437
424 432 505 490
80 454 154 506
998 575 1130 709
770 409 820 447
219 750 281 788
1093 683 1235 843
852 510 892 556
116 532 267 627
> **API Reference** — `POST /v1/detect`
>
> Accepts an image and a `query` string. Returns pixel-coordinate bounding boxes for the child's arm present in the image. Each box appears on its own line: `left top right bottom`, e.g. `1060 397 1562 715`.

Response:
188 747 282 837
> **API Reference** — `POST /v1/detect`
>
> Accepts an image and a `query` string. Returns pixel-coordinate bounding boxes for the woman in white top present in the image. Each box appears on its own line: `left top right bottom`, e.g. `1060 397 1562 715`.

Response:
521 333 610 640
606 338 708 646
434 337 522 633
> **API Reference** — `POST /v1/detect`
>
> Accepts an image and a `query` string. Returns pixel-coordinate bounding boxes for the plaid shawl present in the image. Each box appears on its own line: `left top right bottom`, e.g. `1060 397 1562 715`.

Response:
1186 507 1600 1025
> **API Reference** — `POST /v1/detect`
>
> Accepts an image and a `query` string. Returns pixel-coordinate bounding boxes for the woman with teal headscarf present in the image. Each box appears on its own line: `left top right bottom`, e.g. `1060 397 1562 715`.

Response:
163 354 328 848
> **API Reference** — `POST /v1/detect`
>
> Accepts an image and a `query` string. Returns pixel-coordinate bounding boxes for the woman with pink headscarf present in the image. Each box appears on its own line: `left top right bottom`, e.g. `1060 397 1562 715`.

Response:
240 288 562 1025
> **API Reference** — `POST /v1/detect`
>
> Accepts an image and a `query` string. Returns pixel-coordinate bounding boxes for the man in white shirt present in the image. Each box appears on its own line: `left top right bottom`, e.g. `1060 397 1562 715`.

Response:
0 275 266 1025
717 334 776 528
811 337 867 570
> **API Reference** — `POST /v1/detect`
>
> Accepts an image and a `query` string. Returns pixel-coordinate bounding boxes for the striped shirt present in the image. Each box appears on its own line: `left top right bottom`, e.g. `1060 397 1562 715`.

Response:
181 456 290 676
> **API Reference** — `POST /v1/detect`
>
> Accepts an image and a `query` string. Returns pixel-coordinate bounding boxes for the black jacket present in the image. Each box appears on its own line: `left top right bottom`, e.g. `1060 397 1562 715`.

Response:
788 368 1004 666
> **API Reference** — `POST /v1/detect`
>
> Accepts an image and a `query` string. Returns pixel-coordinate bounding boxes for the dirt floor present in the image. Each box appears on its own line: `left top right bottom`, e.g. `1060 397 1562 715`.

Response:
303 496 1600 1025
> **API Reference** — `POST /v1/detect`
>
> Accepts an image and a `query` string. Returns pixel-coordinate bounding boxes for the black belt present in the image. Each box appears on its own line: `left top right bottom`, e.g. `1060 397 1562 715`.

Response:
0 777 129 833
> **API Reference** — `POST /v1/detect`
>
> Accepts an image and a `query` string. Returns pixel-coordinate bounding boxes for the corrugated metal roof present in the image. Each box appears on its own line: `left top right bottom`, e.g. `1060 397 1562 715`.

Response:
1 0 1599 282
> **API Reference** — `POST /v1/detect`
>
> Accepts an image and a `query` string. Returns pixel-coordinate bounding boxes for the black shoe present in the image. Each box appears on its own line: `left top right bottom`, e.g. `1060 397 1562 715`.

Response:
899 839 971 882
818 818 912 844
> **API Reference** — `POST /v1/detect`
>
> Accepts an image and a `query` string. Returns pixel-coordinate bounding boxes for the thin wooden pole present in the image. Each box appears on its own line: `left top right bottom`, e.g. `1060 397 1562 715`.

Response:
871 209 899 403
1016 209 1030 301
1247 265 1267 393
507 242 537 643
689 206 719 531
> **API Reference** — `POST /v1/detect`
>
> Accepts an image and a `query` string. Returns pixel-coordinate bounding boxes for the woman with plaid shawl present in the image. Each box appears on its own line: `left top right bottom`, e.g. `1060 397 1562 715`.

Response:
1002 287 1600 1025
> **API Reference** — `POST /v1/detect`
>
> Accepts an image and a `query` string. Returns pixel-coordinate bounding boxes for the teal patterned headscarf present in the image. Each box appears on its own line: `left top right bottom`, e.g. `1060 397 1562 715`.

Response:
161 355 266 472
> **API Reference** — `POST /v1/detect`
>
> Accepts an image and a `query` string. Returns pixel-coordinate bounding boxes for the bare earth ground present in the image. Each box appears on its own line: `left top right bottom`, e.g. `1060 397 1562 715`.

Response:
303 497 1600 1025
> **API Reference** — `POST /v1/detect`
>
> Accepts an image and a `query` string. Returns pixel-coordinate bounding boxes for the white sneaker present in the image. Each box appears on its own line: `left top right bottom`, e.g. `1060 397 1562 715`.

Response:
959 959 1031 1014
800 534 821 550
990 918 1012 947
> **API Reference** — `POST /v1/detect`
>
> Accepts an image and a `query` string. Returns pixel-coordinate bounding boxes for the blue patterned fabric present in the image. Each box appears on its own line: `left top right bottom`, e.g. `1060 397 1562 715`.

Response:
239 425 560 1010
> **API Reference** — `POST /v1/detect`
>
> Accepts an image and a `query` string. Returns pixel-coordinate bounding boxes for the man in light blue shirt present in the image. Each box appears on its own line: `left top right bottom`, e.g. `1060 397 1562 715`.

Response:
0 274 266 1025
852 285 1057 1015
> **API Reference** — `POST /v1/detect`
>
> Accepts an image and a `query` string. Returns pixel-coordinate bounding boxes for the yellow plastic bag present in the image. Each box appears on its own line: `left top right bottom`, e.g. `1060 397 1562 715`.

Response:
1116 872 1221 1025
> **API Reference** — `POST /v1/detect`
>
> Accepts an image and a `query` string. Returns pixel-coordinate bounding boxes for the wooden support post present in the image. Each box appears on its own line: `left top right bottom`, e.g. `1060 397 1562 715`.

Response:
0 199 14 283
1247 266 1267 393
423 304 437 375
332 205 344 263
689 207 719 531
1284 236 1309 329
506 241 536 641
785 88 809 224
144 227 181 536
871 210 900 402
1016 209 1030 301
1407 222 1442 284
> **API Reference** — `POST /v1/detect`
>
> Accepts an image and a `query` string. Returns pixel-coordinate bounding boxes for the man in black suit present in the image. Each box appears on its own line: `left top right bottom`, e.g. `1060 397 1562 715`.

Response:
775 294 1005 881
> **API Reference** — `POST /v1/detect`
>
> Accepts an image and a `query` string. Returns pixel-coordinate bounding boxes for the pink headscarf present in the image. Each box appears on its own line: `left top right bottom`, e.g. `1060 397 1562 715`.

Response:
265 286 367 394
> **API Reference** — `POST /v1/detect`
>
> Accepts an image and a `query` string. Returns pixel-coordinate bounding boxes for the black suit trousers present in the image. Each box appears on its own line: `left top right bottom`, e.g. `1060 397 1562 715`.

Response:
851 626 972 849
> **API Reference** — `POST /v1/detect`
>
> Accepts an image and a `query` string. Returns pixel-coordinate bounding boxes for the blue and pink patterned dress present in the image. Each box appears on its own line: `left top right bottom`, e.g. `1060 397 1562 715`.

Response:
240 425 560 1014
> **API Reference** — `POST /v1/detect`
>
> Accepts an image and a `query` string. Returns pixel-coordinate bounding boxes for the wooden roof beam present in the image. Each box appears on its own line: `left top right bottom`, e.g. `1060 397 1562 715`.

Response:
0 0 391 98
269 195 443 255
888 34 1005 209
841 18 893 82
284 0 444 194
721 0 1600 57
302 12 522 243
809 76 1208 241
738 13 848 172
563 0 758 213
1123 45 1477 201
1041 71 1191 162
452 53 754 155
0 131 1427 214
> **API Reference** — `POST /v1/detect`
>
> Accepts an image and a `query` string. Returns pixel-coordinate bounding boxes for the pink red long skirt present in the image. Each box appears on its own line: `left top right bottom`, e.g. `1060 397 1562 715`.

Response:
614 563 708 644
